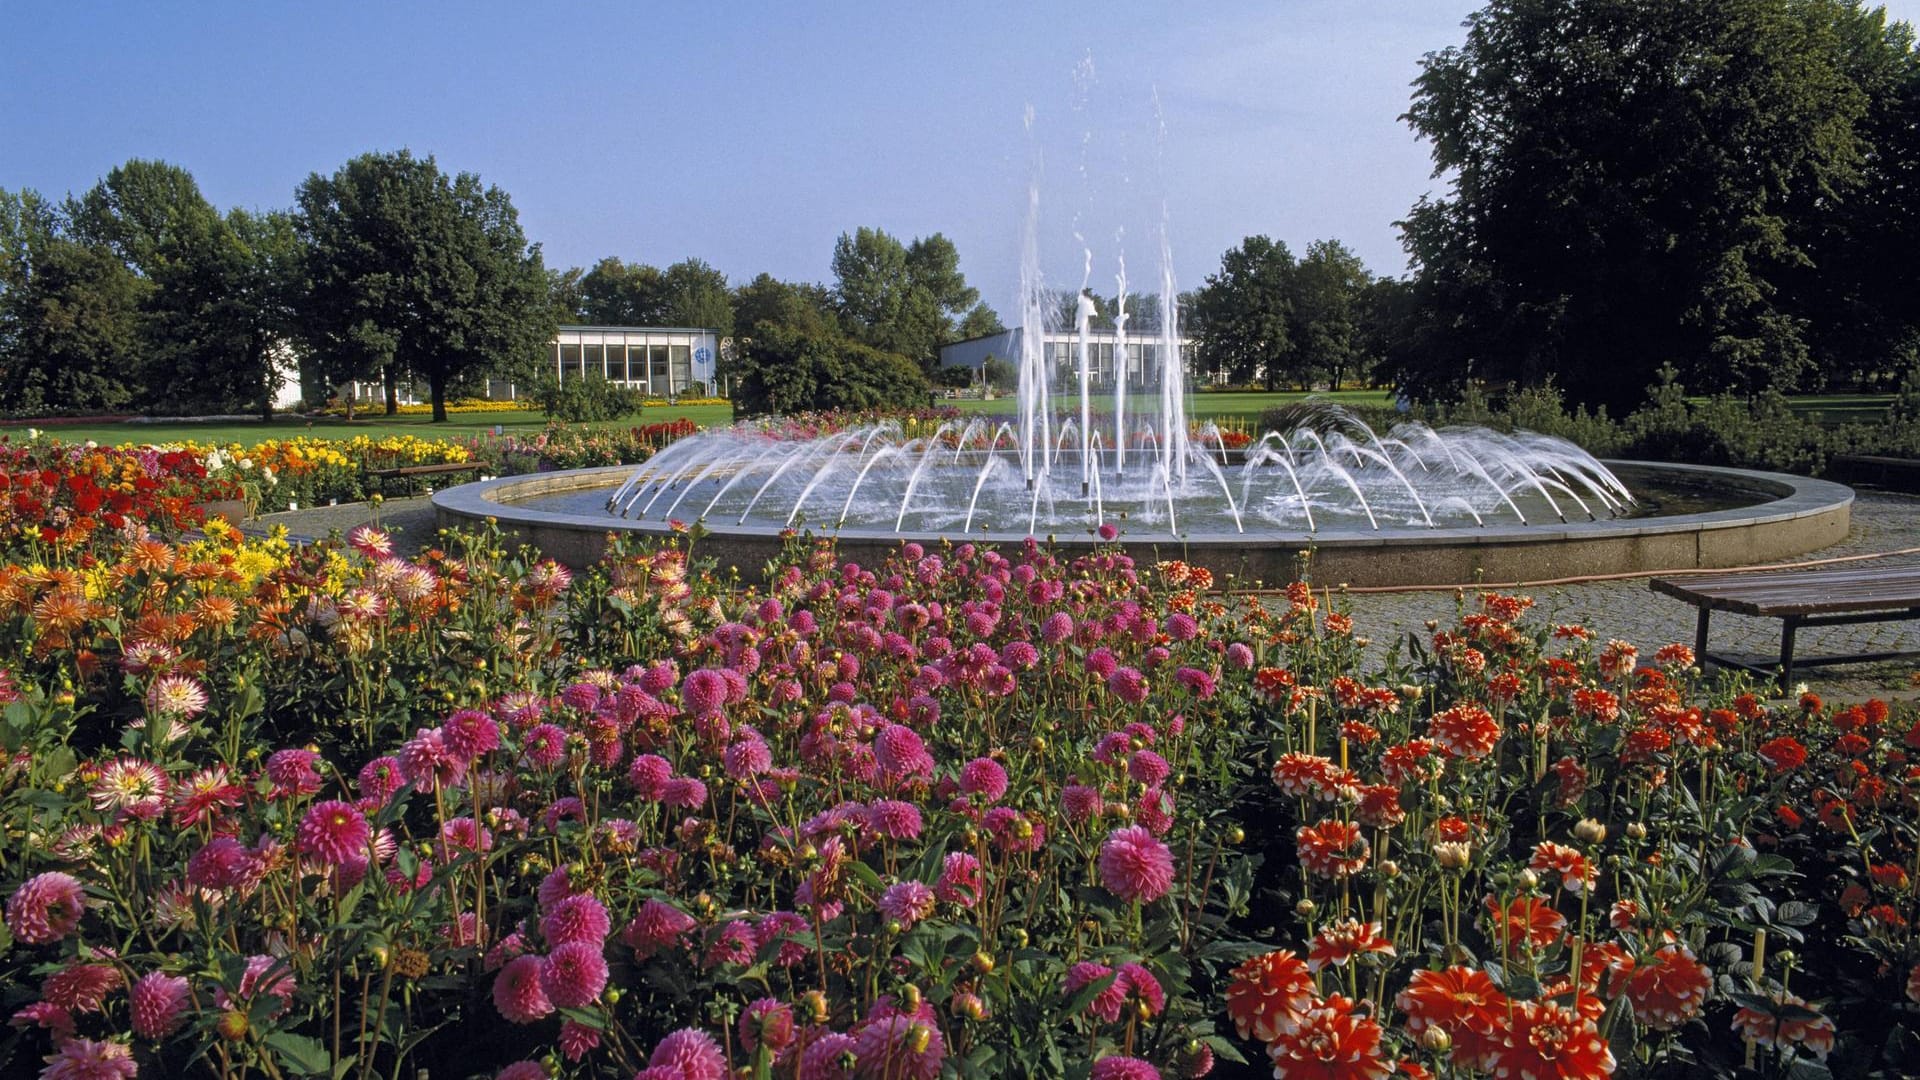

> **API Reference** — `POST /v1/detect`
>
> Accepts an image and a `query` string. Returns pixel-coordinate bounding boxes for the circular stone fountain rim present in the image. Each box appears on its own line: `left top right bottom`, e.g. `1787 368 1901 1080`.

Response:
434 460 1852 550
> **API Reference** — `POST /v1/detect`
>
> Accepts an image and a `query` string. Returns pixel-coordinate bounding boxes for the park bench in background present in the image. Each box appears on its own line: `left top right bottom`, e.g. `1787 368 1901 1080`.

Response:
1650 564 1920 689
367 462 484 495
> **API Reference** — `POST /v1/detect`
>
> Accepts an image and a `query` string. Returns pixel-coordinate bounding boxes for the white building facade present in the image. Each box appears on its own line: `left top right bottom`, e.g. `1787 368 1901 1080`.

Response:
551 326 719 396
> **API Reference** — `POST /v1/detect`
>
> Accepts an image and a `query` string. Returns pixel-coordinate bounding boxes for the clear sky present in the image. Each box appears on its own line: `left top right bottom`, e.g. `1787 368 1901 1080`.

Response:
6 1 1918 319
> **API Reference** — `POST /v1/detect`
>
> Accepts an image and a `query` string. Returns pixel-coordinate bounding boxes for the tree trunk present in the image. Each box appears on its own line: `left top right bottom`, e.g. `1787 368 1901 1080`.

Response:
430 368 448 423
383 364 398 416
257 336 275 423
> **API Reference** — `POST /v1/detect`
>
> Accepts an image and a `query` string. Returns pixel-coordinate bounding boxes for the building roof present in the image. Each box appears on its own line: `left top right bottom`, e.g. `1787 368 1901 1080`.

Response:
555 325 720 334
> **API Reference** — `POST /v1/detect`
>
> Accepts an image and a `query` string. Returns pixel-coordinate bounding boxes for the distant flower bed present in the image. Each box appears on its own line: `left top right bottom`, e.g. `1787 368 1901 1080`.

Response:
0 439 238 555
0 497 1916 1078
309 397 731 417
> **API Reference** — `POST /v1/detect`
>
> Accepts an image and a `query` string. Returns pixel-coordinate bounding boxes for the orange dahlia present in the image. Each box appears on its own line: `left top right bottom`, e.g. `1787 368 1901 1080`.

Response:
1430 703 1501 761
1483 999 1615 1080
1617 945 1710 1031
1307 919 1396 973
1485 895 1566 951
1394 966 1505 1067
1226 949 1315 1041
1265 994 1389 1080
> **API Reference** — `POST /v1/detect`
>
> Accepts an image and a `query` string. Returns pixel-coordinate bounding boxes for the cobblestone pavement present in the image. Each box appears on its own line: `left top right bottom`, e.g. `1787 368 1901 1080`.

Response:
1335 488 1920 699
252 496 440 555
257 489 1920 697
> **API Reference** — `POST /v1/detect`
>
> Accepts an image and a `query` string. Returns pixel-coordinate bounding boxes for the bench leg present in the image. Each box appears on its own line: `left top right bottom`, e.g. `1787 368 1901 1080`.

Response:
1778 617 1800 692
1693 607 1711 668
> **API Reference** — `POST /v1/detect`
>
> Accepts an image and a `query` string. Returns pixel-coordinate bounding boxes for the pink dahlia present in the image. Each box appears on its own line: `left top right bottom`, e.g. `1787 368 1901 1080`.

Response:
1066 961 1128 1023
40 1037 137 1080
629 753 673 799
264 747 323 798
442 709 501 762
682 668 730 717
496 1063 547 1080
866 800 924 841
219 955 295 1018
1106 667 1150 704
521 724 567 769
740 997 797 1053
42 962 122 1012
661 776 707 809
130 971 190 1038
297 800 371 867
877 881 937 930
539 941 609 1009
853 1012 946 1080
724 737 772 779
187 836 259 890
1089 1057 1160 1080
1098 825 1177 903
541 892 612 947
1063 784 1102 824
959 757 1008 803
649 1027 727 1080
1128 749 1171 787
622 898 697 957
6 871 86 945
935 851 983 907
559 1018 600 1061
492 954 553 1023
356 756 405 805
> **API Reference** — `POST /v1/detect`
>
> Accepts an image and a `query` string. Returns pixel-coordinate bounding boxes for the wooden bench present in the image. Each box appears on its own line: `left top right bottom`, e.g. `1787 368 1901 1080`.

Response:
368 462 484 493
1650 565 1920 688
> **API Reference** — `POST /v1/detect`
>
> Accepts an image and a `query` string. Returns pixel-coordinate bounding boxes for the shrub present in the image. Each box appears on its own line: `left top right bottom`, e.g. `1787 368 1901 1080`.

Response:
530 373 646 423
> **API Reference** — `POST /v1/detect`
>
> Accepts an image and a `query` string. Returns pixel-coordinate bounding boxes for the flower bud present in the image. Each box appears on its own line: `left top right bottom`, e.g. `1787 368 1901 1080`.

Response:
1516 869 1540 890
1573 819 1607 845
1295 899 1316 918
971 951 995 974
1626 822 1647 840
1420 1026 1452 1052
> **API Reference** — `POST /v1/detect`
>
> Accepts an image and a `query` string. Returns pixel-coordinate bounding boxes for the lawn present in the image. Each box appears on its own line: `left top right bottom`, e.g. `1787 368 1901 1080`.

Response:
0 403 738 448
948 388 1398 425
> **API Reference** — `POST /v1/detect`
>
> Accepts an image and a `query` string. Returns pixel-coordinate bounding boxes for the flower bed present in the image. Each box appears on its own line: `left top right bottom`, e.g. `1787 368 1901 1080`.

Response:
0 512 1916 1078
0 439 238 557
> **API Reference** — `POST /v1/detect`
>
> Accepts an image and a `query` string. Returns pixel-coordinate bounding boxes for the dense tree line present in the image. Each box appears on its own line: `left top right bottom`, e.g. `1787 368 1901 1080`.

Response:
1187 236 1392 392
1385 0 1920 411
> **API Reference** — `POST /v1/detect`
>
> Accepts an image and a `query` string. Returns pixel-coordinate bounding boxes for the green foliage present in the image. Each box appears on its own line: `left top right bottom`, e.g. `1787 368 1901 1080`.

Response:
831 226 982 368
1191 236 1382 391
564 256 734 335
1394 0 1919 410
981 355 1018 391
731 323 930 417
294 150 553 422
529 372 645 423
0 188 144 413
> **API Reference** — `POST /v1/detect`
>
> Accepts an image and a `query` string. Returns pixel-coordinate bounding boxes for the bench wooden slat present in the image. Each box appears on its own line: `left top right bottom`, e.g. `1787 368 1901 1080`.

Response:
370 463 483 478
1651 565 1920 616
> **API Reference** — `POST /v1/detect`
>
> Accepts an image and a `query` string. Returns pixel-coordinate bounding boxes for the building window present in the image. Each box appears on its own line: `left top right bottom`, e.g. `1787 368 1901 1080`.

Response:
670 344 691 393
649 345 670 393
559 343 581 380
583 344 604 380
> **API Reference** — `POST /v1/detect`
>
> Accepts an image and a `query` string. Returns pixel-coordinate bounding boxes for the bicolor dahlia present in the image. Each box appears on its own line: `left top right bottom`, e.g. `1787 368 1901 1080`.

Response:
1484 999 1615 1080
297 800 370 867
492 954 552 1023
6 871 87 945
1395 966 1506 1067
1297 819 1369 879
1619 945 1711 1031
1430 703 1501 761
130 971 191 1038
1308 919 1397 972
1266 995 1389 1080
146 673 209 718
1098 825 1176 903
1227 949 1315 1041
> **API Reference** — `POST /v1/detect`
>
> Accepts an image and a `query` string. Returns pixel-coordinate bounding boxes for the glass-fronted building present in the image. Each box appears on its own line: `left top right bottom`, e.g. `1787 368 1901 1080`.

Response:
551 326 719 396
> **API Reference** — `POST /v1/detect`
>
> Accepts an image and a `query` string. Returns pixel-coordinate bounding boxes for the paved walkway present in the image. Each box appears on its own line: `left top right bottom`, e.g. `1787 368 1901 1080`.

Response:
1337 488 1920 697
256 489 1920 696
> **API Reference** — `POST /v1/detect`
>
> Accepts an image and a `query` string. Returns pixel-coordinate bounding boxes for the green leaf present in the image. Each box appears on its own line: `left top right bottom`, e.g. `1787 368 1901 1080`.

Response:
263 1032 331 1077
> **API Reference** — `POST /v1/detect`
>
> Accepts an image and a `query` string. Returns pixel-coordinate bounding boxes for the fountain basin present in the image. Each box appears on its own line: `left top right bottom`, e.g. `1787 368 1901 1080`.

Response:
433 461 1852 588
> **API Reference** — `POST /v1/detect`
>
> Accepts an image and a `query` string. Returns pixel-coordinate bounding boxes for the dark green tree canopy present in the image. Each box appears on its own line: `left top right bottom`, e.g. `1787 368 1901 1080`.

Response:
832 227 981 368
1393 0 1916 409
0 188 143 413
294 150 552 421
731 323 930 419
1191 236 1297 389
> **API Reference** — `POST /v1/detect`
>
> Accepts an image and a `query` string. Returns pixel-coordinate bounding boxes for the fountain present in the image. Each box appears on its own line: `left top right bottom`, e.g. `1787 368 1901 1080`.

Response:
435 195 1854 586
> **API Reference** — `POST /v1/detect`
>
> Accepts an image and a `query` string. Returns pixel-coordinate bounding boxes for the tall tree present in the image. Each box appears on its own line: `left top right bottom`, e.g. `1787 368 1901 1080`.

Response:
574 257 665 325
1292 239 1373 391
0 188 143 412
69 160 283 412
294 151 553 421
658 258 734 334
831 227 980 368
1191 236 1297 389
1397 0 1887 409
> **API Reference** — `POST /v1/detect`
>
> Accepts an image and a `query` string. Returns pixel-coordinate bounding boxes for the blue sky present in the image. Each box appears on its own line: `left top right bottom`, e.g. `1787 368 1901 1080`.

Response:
7 1 1918 318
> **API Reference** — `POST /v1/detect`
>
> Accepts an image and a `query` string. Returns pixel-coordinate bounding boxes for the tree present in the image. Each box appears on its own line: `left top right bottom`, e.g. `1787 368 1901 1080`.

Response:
731 323 929 418
1292 239 1373 390
0 189 143 412
68 159 286 413
1191 236 1296 389
221 208 305 419
831 227 980 368
658 258 734 334
294 151 553 421
733 273 840 339
955 302 1004 340
574 257 665 325
1397 0 1893 409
